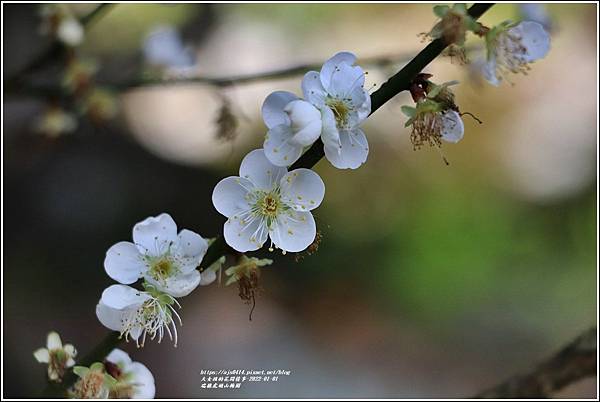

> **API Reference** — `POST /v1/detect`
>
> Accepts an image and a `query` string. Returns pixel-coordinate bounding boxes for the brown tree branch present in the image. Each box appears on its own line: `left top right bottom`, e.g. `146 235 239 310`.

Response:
474 327 597 399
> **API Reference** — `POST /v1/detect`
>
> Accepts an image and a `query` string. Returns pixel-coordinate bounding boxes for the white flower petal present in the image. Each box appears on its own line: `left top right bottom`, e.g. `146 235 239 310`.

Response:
133 213 178 257
96 302 126 332
63 344 77 359
146 269 201 297
320 51 357 90
34 348 50 363
239 149 287 191
129 362 156 399
270 211 316 252
280 169 325 211
57 18 84 47
264 124 304 167
101 284 149 310
302 71 327 108
223 215 268 252
212 176 253 218
327 62 365 100
199 269 217 286
106 348 132 367
104 241 146 285
320 107 341 150
47 332 62 350
175 229 208 272
261 91 297 129
440 110 465 143
284 100 322 146
356 92 371 123
514 21 550 62
324 128 369 169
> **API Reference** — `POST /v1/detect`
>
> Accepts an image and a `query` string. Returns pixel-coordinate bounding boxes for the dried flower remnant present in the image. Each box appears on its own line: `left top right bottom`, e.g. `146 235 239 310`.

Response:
225 256 273 320
295 230 323 262
215 97 238 143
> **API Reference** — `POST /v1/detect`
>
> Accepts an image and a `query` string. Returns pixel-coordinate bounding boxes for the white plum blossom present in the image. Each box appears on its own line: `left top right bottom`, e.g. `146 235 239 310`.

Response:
33 331 77 382
262 91 322 166
104 213 208 298
212 149 325 253
104 349 156 399
484 21 551 86
96 284 182 347
302 51 371 169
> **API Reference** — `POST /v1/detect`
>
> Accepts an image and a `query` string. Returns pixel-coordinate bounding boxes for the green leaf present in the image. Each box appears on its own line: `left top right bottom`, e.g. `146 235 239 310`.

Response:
452 3 467 14
433 5 449 18
401 105 417 118
427 84 443 98
73 366 89 378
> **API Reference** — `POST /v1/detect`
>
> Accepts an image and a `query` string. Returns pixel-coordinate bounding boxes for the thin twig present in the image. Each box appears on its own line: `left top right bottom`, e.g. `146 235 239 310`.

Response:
474 327 597 398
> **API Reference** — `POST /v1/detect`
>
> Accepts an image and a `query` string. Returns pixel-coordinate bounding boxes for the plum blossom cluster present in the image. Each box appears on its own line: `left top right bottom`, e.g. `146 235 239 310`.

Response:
96 213 217 347
212 51 374 254
263 51 371 169
403 6 551 153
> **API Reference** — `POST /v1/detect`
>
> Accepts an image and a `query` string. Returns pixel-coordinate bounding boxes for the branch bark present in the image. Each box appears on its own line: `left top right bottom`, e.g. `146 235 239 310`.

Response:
475 327 597 399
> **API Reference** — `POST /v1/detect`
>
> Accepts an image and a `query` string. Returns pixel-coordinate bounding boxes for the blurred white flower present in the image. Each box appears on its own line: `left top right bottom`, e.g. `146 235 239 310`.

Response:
105 349 156 398
96 284 182 347
484 21 551 86
56 18 84 47
212 149 325 253
302 51 371 169
143 25 197 75
33 331 77 382
104 213 208 297
262 91 322 166
519 4 553 32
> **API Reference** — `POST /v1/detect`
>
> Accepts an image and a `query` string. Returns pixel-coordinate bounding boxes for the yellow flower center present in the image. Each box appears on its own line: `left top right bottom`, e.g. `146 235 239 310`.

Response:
326 97 350 127
149 258 176 281
260 194 280 217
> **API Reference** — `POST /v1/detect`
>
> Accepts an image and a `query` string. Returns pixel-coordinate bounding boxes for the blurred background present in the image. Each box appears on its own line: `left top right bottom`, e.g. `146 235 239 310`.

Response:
3 3 597 398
